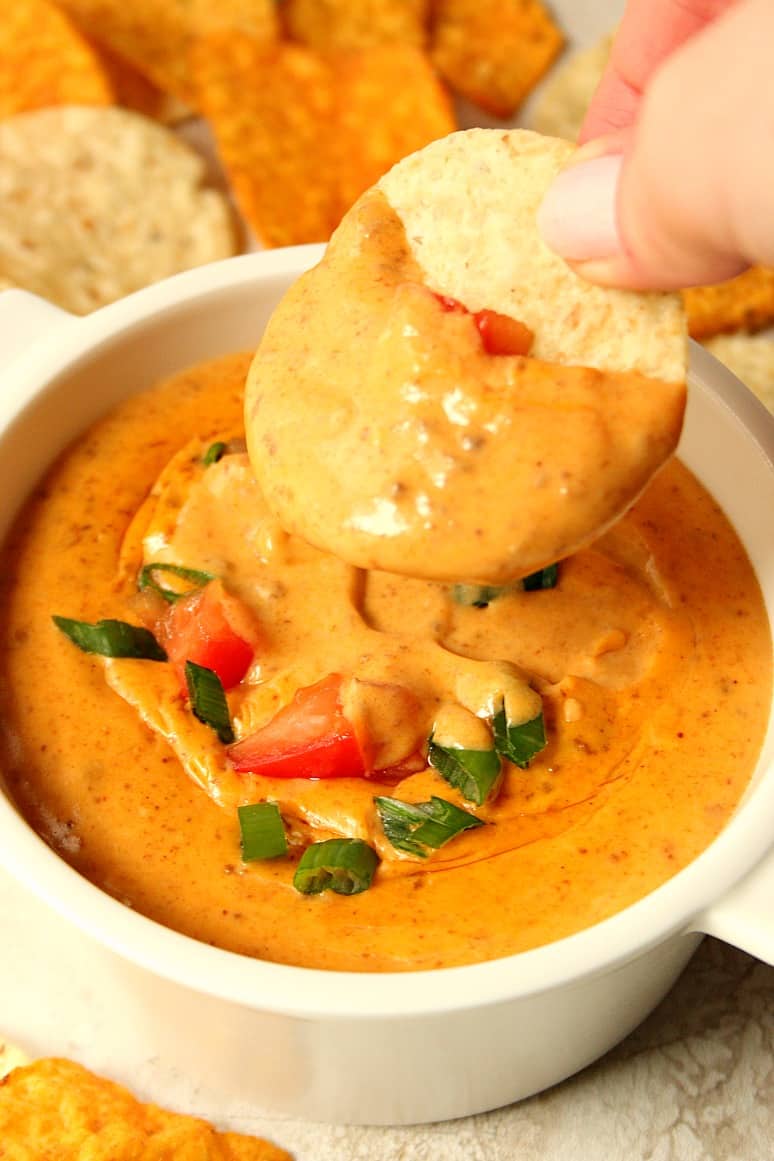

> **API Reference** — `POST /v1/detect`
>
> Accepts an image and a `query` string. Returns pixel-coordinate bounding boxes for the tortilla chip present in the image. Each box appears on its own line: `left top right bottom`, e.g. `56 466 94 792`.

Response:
703 333 774 412
684 266 774 340
430 0 564 118
0 106 237 314
378 128 686 380
193 37 340 247
193 35 456 247
0 1057 291 1159
531 33 612 140
282 0 430 51
90 39 193 123
0 0 114 117
57 0 279 104
335 45 456 212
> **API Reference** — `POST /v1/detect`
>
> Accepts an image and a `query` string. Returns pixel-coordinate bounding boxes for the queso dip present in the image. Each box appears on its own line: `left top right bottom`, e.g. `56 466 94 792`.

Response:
0 351 769 972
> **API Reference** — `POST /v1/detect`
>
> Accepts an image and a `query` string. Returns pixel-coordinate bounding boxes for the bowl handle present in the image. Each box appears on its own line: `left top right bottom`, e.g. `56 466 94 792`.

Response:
0 289 74 373
691 849 774 964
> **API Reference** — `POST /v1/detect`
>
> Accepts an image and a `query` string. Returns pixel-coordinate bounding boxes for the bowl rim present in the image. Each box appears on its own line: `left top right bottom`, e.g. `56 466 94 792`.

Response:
0 250 773 1020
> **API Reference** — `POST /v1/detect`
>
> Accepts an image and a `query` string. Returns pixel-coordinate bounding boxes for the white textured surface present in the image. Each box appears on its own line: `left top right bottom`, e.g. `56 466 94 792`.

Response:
0 863 772 1159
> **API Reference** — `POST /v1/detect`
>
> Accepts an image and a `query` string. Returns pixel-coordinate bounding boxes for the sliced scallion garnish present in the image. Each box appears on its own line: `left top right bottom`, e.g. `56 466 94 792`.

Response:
293 838 378 896
185 660 234 743
203 440 227 466
492 708 546 768
522 563 559 591
427 737 502 806
238 802 288 861
375 794 484 858
451 583 507 608
138 562 215 603
52 615 167 661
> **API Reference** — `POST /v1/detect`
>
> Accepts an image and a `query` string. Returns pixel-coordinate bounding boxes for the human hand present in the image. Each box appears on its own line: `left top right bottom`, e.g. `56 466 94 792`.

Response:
538 0 774 290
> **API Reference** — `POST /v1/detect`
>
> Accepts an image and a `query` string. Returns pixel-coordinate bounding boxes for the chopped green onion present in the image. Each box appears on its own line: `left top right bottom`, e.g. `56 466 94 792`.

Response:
427 737 502 806
375 794 484 858
138 562 215 603
203 441 227 466
293 838 378 896
185 661 234 743
52 615 167 661
238 802 288 861
522 563 559 591
451 583 507 608
492 708 546 768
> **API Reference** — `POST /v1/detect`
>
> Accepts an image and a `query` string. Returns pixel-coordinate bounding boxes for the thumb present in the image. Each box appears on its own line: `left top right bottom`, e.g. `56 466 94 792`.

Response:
538 0 774 291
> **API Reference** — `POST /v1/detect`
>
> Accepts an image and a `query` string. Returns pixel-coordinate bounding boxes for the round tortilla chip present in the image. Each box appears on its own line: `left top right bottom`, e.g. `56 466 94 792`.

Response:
247 128 687 583
703 333 774 412
531 33 612 141
378 128 685 382
0 106 237 314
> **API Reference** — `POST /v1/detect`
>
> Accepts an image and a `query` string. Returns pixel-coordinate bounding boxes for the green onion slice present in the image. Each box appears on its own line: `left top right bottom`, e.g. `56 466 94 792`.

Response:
293 838 378 896
52 615 167 661
492 708 547 768
451 583 507 608
203 440 227 466
522 563 559 591
185 660 234 743
238 802 288 861
138 562 215 604
375 794 484 858
427 737 502 806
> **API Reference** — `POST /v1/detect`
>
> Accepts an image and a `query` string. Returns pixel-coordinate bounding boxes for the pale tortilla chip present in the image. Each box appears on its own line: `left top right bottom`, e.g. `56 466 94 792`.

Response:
0 0 113 117
430 0 564 118
0 106 237 314
378 128 686 380
0 1057 291 1159
57 0 279 104
684 266 774 340
531 33 612 140
282 0 430 51
703 333 774 412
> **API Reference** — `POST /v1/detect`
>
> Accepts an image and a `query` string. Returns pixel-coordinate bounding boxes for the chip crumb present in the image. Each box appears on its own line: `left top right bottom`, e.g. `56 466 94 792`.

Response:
0 1057 292 1159
430 0 564 118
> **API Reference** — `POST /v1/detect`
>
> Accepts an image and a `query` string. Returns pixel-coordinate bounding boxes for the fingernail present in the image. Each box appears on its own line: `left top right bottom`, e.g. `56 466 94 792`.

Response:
538 152 624 261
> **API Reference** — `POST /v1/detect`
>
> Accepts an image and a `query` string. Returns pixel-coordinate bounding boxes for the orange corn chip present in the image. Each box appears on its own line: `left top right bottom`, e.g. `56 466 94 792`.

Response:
430 0 564 118
193 37 340 248
684 266 774 340
282 0 430 51
0 0 113 117
194 34 456 248
0 1057 292 1159
57 0 279 104
335 45 455 211
88 38 191 123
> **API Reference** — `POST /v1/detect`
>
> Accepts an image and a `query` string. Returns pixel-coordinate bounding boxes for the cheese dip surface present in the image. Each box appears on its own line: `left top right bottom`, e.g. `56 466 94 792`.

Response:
0 350 769 972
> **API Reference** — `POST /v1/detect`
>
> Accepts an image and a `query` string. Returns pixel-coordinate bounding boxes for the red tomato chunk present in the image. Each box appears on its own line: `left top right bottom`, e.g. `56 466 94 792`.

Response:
160 580 255 691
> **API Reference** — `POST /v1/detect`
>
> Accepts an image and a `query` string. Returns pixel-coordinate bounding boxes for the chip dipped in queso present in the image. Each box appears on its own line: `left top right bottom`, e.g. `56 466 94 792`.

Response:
0 131 770 974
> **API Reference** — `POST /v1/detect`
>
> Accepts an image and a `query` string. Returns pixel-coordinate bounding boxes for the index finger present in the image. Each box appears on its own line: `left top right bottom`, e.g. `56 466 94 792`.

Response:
579 0 738 142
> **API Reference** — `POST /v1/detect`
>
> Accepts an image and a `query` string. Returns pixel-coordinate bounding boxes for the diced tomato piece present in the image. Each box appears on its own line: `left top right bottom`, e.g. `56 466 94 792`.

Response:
474 309 534 356
432 290 533 356
160 580 255 691
228 674 367 779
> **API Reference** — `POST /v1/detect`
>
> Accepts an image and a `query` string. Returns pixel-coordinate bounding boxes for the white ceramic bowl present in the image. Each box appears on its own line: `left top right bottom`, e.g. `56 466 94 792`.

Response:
0 252 772 1126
